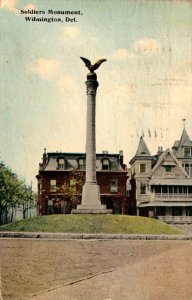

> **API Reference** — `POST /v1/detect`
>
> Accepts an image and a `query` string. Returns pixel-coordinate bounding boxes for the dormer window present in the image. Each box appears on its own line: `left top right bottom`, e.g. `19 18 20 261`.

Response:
184 147 191 157
78 158 85 170
58 158 65 170
163 160 176 172
165 165 172 172
102 159 109 170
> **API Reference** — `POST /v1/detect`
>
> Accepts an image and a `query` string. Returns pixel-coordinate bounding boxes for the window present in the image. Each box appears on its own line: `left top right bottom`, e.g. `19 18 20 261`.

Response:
78 159 85 170
140 164 146 173
156 207 166 216
47 199 53 214
165 165 172 172
172 207 182 216
186 208 192 216
102 159 109 170
70 179 76 192
110 180 118 193
178 186 183 194
162 186 168 193
182 163 192 176
155 186 161 193
140 183 146 194
38 183 42 194
58 158 65 170
184 164 189 174
184 147 191 157
50 179 56 192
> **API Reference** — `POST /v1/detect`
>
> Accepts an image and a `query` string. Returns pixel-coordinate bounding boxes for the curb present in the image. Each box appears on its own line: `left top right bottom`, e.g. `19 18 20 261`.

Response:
0 232 192 240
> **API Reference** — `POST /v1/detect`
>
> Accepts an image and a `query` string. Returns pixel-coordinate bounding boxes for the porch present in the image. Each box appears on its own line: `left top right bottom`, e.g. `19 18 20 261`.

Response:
154 193 192 200
150 184 192 201
158 216 192 224
137 203 192 222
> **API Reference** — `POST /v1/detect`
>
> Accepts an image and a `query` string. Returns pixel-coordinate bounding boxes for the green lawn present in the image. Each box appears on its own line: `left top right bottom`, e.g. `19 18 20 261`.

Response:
0 214 182 234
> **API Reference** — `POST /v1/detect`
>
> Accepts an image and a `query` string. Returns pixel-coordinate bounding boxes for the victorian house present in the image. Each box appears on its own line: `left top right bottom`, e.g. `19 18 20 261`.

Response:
129 128 192 222
36 150 128 215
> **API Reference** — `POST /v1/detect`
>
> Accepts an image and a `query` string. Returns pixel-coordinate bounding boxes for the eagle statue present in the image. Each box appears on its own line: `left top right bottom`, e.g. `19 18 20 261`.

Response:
80 57 107 73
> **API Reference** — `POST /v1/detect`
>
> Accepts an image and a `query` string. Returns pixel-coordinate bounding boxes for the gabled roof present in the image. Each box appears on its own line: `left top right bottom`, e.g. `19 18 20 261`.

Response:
150 148 189 177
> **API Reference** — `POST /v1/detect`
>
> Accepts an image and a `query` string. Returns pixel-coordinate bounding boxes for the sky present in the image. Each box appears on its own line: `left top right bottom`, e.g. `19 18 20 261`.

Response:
0 0 192 189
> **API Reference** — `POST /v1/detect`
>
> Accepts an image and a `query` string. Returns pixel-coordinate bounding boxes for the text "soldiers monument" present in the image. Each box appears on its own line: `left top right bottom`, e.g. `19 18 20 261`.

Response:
72 57 112 214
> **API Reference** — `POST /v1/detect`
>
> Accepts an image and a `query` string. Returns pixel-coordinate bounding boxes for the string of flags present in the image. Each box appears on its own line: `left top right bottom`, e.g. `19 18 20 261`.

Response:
135 128 168 138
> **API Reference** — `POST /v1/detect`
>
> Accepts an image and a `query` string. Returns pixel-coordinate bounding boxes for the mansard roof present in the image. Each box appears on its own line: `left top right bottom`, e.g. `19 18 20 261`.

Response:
40 152 125 172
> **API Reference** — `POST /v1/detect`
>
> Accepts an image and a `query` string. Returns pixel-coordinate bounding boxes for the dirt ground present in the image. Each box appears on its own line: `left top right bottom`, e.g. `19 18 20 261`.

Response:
0 239 192 300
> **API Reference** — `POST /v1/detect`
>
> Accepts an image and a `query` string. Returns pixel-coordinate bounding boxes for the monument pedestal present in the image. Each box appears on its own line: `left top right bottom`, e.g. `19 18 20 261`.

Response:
72 183 112 214
72 209 112 214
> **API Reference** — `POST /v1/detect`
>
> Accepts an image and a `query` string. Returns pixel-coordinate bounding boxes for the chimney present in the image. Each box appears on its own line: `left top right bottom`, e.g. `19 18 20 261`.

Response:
157 146 163 156
119 150 124 168
42 148 47 165
102 150 108 155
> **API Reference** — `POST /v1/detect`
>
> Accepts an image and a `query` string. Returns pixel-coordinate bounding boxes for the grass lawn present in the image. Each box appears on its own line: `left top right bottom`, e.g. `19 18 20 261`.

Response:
0 214 182 234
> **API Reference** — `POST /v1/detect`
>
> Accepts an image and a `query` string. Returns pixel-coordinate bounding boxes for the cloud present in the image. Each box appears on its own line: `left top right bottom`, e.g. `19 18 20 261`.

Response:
23 3 37 11
30 58 61 80
110 48 136 61
133 38 160 55
62 26 80 41
0 0 19 14
109 40 160 62
57 75 74 93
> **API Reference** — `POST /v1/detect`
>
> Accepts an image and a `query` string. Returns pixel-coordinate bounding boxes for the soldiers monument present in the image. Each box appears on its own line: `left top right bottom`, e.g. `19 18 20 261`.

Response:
72 57 112 214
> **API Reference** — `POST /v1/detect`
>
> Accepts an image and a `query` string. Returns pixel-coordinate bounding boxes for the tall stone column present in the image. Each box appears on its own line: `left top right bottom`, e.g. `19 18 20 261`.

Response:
84 75 98 184
73 72 112 214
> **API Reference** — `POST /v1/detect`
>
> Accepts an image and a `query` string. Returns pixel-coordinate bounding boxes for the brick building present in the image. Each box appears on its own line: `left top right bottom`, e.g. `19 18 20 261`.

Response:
36 150 128 214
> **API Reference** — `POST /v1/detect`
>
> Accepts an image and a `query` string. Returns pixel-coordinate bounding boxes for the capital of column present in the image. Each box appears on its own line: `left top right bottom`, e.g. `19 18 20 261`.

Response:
85 73 99 95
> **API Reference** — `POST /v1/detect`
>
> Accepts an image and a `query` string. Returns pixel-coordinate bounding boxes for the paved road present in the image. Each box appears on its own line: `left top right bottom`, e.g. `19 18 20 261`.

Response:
27 245 192 300
1 239 192 300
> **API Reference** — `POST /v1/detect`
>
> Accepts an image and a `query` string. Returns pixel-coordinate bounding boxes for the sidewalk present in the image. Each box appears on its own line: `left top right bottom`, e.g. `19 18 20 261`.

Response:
0 231 192 240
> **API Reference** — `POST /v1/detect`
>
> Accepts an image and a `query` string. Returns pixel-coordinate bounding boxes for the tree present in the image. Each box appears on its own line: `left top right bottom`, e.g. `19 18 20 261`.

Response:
0 162 36 224
0 163 20 224
60 169 84 213
18 184 37 219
